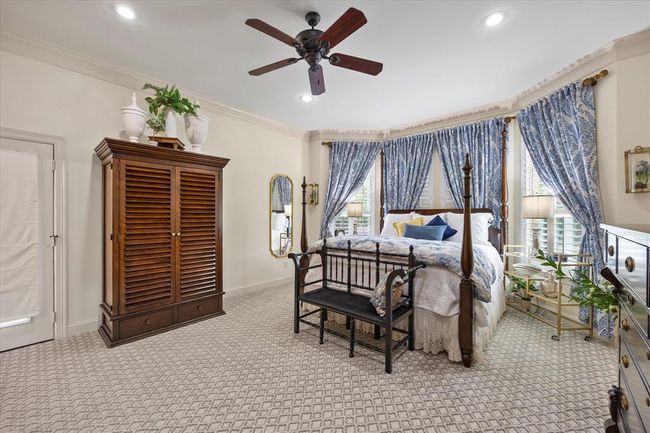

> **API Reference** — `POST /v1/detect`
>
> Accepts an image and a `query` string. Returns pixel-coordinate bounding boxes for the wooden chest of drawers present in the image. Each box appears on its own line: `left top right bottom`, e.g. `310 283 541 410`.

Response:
601 224 650 433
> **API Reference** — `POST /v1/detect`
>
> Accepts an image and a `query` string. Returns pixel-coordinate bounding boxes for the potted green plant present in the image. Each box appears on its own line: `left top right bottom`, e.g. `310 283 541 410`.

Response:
142 83 199 137
507 274 534 311
535 250 619 316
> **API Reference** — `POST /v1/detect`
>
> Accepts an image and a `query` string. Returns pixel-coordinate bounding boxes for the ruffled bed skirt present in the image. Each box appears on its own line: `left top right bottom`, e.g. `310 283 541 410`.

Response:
323 281 506 363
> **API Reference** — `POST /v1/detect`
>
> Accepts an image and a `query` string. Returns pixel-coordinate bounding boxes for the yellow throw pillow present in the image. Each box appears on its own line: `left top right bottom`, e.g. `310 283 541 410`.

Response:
393 217 424 237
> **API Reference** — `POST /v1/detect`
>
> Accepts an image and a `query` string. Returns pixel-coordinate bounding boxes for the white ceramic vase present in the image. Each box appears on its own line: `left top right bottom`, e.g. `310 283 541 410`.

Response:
165 110 178 138
184 114 209 153
121 92 146 142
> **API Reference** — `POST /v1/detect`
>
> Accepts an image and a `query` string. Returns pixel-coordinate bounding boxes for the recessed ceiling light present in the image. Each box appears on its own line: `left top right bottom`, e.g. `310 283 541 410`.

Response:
116 5 136 21
484 11 506 27
300 94 313 103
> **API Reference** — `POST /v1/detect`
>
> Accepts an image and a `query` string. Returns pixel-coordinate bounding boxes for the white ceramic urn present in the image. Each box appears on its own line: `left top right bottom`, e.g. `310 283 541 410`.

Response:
184 113 209 153
164 110 178 138
121 92 146 142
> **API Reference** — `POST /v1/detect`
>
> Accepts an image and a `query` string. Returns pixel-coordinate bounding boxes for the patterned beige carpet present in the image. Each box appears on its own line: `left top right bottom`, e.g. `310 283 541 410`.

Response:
1 283 616 433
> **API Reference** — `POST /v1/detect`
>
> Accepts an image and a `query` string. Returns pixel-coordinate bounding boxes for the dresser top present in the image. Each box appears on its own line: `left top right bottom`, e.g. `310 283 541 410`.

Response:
601 223 650 245
94 138 229 169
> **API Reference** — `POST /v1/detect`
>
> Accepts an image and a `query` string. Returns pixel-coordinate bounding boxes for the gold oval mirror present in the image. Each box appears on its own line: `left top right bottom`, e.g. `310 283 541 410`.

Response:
269 174 293 257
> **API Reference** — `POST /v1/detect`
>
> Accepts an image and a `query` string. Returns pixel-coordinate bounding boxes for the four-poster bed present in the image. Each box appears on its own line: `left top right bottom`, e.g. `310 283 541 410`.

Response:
295 120 511 368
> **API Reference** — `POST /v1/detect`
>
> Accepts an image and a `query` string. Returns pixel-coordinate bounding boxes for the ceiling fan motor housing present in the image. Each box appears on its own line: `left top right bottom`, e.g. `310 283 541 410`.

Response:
295 28 328 67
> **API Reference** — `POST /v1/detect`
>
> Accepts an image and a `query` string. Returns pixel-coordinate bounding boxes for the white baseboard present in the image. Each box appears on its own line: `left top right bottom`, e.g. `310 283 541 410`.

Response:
66 318 98 337
226 276 292 295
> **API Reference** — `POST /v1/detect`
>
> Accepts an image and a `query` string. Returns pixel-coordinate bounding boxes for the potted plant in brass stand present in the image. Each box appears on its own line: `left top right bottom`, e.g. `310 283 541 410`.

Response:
142 83 199 149
507 274 535 311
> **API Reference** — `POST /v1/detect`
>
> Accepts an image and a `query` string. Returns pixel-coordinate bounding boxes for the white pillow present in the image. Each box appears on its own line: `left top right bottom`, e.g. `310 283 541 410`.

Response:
380 212 415 237
412 212 447 226
445 212 492 245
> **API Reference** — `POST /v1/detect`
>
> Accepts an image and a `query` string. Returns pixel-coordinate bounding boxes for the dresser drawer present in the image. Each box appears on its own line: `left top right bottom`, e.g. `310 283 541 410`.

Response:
177 295 222 323
606 232 617 270
622 292 649 338
621 323 650 385
617 237 648 303
619 359 650 432
119 308 173 339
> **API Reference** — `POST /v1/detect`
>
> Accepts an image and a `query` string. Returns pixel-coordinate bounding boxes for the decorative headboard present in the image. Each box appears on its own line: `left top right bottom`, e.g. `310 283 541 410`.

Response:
385 208 502 252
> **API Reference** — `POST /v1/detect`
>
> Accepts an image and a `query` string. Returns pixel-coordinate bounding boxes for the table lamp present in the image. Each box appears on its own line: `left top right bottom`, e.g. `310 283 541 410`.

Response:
522 195 555 256
346 202 363 235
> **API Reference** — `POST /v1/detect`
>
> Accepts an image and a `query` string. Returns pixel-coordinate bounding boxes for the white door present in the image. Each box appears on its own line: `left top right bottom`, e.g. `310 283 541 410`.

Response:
0 138 55 351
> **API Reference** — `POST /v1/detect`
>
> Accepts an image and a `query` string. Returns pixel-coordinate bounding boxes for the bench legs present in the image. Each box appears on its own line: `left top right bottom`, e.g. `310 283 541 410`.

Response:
373 324 381 340
349 318 355 358
385 325 393 374
294 299 300 334
319 308 326 344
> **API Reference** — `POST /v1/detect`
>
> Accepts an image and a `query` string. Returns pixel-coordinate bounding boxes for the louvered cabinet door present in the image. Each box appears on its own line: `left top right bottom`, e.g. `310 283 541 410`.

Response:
176 167 219 301
119 161 175 314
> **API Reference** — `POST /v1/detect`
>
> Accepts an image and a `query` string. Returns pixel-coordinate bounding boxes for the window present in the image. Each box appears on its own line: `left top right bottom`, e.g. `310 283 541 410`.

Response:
415 170 434 209
332 165 375 235
522 148 583 254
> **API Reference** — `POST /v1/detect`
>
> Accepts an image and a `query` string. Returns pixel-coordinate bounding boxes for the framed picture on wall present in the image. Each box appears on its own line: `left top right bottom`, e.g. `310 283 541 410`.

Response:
625 146 650 193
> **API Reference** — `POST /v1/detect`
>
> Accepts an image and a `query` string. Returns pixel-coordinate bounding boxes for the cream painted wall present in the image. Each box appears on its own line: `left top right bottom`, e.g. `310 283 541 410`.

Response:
0 51 308 334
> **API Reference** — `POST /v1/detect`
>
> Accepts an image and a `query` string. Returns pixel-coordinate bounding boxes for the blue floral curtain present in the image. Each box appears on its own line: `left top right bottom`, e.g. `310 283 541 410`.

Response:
320 140 382 238
434 117 504 226
383 133 435 213
271 176 292 212
518 81 610 337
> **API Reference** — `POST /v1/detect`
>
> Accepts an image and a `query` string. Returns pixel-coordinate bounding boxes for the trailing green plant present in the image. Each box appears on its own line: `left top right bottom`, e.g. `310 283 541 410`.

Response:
534 249 619 316
142 83 199 135
507 274 534 300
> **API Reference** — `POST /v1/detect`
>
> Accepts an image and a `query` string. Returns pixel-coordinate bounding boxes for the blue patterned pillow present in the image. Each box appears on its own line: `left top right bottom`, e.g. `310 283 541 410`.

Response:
403 224 446 241
425 215 457 240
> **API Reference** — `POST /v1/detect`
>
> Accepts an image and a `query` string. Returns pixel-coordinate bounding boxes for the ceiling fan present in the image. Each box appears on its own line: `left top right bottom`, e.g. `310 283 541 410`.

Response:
245 8 383 96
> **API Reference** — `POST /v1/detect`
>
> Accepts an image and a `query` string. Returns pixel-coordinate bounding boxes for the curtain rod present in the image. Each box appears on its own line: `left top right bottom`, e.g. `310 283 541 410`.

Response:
322 69 606 145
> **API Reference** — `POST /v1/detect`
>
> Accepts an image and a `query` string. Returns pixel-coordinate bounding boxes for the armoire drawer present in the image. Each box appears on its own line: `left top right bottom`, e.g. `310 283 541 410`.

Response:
177 296 222 323
617 237 648 302
619 358 650 432
119 308 173 339
619 369 647 433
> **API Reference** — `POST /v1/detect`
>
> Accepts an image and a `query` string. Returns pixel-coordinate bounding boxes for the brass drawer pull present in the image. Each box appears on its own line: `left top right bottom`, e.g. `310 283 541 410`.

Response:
144 318 152 325
171 232 176 237
625 256 635 272
622 319 629 331
608 245 615 256
196 304 202 311
622 354 629 368
621 395 629 411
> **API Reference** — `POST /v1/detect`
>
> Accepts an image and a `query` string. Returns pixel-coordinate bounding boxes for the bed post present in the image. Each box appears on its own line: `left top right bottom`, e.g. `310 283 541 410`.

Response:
299 177 309 293
459 153 474 368
499 117 513 253
379 148 385 233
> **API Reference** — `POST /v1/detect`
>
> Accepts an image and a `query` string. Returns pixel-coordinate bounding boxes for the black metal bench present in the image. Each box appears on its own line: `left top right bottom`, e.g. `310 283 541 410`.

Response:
288 240 424 373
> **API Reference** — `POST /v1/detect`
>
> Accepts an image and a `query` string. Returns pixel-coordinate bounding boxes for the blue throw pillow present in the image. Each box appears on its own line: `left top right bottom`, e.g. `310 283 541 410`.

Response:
403 224 446 241
425 215 457 240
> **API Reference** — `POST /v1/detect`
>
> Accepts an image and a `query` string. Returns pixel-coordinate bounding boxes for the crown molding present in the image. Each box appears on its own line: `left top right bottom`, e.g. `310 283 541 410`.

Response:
0 29 307 139
1 27 648 142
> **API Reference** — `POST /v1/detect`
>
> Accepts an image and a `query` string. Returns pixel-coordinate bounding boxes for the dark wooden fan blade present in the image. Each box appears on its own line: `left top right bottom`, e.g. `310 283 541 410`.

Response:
309 65 325 95
329 53 383 75
245 19 302 47
249 58 300 76
319 8 367 49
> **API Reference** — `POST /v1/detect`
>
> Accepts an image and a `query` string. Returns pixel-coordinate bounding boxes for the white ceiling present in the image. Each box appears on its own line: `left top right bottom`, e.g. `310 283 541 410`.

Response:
1 1 649 131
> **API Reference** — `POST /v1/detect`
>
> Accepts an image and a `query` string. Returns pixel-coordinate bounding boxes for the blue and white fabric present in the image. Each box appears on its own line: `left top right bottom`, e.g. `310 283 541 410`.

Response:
434 118 504 227
383 134 435 213
518 81 609 337
320 140 382 238
313 235 497 302
271 175 292 211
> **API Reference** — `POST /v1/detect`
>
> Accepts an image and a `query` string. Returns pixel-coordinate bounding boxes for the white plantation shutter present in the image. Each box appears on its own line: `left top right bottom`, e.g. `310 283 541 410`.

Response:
415 172 433 209
332 164 375 235
522 147 583 254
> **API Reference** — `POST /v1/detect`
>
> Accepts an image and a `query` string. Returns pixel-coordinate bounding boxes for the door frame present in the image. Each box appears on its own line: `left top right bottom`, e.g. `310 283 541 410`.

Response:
0 127 68 339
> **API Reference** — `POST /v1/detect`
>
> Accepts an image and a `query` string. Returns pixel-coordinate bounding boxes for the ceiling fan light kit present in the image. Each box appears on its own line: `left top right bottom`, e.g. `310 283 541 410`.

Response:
245 8 383 96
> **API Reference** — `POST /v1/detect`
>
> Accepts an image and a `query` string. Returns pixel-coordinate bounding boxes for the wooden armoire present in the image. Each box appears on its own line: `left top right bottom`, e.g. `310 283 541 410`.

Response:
95 138 229 347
